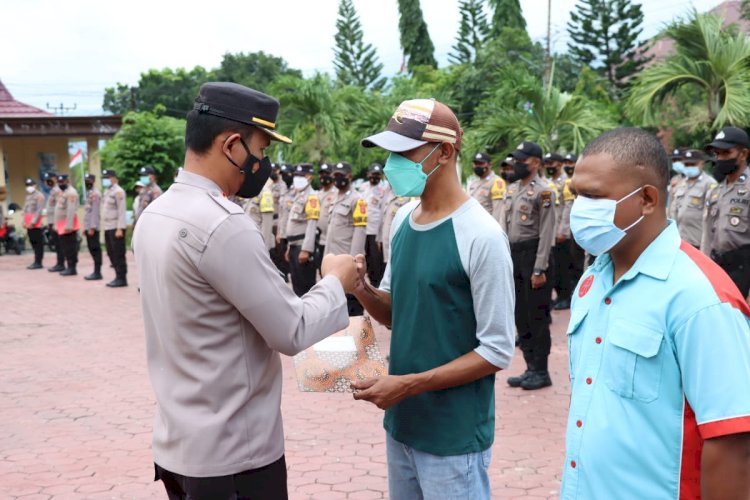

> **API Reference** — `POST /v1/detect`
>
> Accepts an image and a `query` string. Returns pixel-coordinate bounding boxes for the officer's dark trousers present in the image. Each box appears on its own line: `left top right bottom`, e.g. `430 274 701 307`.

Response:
155 455 288 500
27 228 44 265
511 239 552 372
59 232 78 270
288 244 316 297
49 227 64 266
713 245 750 298
570 240 586 285
271 232 290 281
365 234 384 287
86 230 102 273
104 229 127 280
552 238 573 302
315 243 326 275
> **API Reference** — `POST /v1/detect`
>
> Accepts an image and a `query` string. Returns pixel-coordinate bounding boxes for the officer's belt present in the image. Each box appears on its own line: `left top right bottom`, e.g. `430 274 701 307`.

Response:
711 244 750 266
510 238 540 252
287 234 305 243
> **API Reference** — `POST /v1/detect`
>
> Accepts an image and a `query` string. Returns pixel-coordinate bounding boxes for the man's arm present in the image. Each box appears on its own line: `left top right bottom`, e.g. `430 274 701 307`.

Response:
702 433 750 499
352 277 392 327
65 192 77 230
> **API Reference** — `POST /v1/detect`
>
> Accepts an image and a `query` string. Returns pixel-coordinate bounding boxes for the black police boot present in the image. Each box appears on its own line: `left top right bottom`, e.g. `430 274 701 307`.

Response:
27 263 43 270
60 267 77 276
106 277 128 288
507 371 531 388
521 371 552 390
48 264 65 272
84 272 103 281
553 298 571 310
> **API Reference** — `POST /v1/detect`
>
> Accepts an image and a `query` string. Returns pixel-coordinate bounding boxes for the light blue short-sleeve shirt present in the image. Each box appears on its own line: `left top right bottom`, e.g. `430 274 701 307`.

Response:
563 222 750 499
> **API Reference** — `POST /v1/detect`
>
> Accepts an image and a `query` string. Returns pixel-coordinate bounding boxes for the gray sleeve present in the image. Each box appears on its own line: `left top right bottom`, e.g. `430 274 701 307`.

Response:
470 233 515 368
33 194 45 224
302 218 317 253
350 226 366 256
261 212 275 250
117 190 127 229
199 216 349 356
92 192 101 229
65 192 77 229
535 190 556 272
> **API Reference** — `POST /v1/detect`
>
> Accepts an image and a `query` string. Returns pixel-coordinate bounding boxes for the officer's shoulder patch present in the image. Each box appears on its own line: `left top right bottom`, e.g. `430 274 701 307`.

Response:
563 179 575 202
540 190 553 208
353 198 367 226
490 178 506 200
305 194 320 220
207 191 244 215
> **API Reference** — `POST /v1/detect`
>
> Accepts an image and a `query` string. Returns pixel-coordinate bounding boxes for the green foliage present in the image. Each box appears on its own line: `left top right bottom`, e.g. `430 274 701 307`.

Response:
449 0 490 65
99 107 185 191
743 0 750 21
567 0 651 91
397 0 438 70
486 0 527 37
626 11 750 131
212 51 302 93
333 0 386 90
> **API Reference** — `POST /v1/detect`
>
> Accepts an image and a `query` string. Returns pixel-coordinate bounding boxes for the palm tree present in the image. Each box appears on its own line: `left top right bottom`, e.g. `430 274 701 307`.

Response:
627 12 750 129
469 66 616 157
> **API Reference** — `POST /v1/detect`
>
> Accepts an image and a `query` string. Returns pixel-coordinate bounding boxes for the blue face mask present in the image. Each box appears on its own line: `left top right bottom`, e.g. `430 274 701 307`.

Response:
672 161 685 176
139 176 150 185
102 178 112 188
570 187 644 256
384 144 442 197
683 166 701 178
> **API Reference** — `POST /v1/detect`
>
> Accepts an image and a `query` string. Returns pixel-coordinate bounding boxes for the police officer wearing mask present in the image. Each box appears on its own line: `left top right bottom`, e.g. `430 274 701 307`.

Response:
44 172 66 272
545 152 576 310
363 163 387 286
668 150 715 249
702 127 750 297
133 82 358 499
284 163 320 296
101 169 128 288
82 173 103 280
503 141 556 390
316 162 337 272
135 165 162 222
54 174 80 276
22 178 46 269
469 152 505 222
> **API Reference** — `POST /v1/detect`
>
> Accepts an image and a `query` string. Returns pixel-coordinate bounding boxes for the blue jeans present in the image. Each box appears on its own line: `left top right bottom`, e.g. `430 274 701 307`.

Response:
386 433 491 500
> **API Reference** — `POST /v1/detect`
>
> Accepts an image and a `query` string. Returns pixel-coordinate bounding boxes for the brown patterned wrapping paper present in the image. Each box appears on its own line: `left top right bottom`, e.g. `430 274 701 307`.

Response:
293 316 387 393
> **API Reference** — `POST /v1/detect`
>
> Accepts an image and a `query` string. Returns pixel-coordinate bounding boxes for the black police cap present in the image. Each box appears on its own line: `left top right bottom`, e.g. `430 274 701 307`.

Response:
368 163 384 174
58 174 69 182
43 172 58 180
85 173 96 182
25 177 36 186
473 152 491 164
318 163 332 173
194 82 292 144
102 169 117 178
333 162 353 174
543 152 565 163
564 153 578 163
510 141 543 161
706 127 750 151
295 163 314 175
139 165 155 176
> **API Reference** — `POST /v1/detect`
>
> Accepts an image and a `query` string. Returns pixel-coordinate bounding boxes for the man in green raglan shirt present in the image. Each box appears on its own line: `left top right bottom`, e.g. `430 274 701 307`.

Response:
351 99 516 500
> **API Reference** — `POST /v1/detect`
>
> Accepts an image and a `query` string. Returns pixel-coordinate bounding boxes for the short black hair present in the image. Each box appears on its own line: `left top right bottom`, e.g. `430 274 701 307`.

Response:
185 110 257 155
581 127 670 203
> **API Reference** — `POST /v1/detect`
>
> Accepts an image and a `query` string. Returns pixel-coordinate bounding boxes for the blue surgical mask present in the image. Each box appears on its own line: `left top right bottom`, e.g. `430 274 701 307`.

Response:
139 176 150 185
683 166 701 179
570 187 644 256
102 178 112 188
672 161 685 176
384 144 441 197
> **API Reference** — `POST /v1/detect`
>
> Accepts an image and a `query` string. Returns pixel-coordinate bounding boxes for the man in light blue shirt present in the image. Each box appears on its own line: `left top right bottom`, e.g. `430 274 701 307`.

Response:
563 128 750 499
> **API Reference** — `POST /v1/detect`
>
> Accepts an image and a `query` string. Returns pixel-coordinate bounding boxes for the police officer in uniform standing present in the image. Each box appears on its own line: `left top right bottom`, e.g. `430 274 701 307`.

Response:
503 142 556 390
83 173 103 280
22 178 46 269
55 174 80 276
469 152 505 222
285 163 320 296
133 82 357 499
44 172 66 272
544 152 575 310
316 162 337 272
275 164 296 282
363 163 387 287
702 127 750 297
669 150 715 249
379 186 411 264
136 166 163 220
326 161 367 315
101 169 128 288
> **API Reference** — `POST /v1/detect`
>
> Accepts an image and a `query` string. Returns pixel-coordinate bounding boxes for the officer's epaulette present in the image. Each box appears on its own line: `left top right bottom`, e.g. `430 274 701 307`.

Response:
207 191 244 215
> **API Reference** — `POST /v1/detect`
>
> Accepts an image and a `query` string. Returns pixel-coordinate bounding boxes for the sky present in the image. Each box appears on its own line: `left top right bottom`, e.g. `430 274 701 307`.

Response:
0 0 726 116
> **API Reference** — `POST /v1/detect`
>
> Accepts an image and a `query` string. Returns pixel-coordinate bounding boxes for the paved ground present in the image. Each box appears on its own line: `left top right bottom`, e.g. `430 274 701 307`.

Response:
0 251 571 499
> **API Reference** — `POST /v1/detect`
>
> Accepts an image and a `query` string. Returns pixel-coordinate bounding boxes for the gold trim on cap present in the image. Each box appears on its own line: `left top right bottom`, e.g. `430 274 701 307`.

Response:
252 117 276 128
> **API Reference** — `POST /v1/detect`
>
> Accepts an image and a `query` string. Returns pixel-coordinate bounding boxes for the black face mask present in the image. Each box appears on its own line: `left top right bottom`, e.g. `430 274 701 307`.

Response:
282 174 293 188
564 166 575 177
369 177 381 185
320 176 333 187
546 167 557 177
473 167 487 177
270 173 279 182
500 171 512 182
334 177 350 190
85 183 94 190
505 162 530 183
46 181 54 187
714 156 741 178
58 183 68 191
224 137 272 198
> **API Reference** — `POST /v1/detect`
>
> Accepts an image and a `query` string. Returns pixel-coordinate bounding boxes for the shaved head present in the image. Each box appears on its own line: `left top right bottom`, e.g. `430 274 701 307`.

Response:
580 128 670 204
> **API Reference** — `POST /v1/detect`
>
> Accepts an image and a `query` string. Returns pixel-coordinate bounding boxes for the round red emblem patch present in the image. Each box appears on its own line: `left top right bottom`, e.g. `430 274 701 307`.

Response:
578 275 594 298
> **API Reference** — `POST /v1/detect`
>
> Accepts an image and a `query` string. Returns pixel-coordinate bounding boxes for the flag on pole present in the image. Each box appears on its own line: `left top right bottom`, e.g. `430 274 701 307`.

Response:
69 149 83 167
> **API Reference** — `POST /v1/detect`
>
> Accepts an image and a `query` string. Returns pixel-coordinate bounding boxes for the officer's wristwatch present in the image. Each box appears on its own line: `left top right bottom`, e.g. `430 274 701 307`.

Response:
533 269 544 276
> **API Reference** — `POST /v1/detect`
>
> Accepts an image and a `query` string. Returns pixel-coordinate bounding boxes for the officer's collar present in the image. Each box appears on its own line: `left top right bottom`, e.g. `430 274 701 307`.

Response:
175 169 223 194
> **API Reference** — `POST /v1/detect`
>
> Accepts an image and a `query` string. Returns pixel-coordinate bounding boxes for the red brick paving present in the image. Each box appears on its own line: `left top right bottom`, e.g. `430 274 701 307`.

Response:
0 251 571 499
